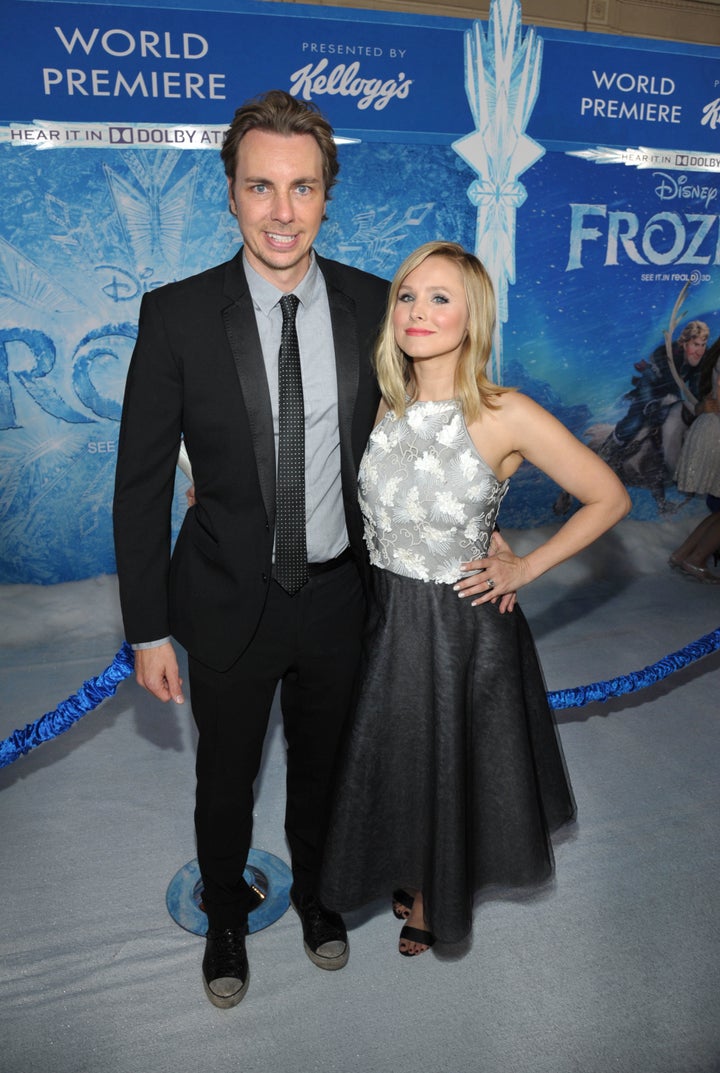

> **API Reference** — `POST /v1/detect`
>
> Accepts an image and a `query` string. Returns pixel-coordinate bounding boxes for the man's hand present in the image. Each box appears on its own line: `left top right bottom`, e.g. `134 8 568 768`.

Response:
134 642 185 704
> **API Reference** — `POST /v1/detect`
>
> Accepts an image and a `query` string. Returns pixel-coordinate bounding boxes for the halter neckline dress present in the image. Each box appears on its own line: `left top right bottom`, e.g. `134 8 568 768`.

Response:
320 399 576 943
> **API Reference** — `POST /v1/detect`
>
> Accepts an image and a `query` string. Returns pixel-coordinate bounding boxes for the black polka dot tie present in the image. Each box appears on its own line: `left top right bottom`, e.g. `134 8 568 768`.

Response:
275 293 308 594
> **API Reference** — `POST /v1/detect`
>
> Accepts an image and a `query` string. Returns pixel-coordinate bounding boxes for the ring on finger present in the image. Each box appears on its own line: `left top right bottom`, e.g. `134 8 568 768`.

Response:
486 578 495 590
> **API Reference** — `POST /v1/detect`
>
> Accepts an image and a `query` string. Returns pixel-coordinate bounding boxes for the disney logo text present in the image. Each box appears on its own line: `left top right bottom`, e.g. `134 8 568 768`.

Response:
654 172 718 210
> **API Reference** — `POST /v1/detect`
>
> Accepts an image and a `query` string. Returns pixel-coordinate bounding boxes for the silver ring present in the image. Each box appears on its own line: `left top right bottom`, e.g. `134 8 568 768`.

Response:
486 578 495 590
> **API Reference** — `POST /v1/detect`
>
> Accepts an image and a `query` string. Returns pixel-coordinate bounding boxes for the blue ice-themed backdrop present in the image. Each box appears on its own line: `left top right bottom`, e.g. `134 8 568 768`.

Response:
0 141 475 582
0 0 718 582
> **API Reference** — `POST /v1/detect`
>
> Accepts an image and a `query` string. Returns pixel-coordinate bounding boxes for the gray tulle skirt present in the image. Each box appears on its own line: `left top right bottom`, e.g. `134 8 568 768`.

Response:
320 567 576 944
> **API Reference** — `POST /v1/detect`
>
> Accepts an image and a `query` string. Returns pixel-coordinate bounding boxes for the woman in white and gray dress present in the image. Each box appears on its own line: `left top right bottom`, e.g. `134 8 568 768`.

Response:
320 242 630 955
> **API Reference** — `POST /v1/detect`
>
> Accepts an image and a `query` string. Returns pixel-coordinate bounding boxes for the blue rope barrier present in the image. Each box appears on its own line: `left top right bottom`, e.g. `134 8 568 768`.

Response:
1 628 718 769
0 643 135 770
547 627 720 710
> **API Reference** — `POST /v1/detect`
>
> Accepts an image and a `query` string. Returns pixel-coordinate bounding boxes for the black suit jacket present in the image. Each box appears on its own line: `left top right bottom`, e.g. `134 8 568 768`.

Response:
113 250 388 671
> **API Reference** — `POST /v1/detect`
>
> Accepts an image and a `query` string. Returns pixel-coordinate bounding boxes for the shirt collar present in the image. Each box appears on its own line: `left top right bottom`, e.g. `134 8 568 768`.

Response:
243 248 320 316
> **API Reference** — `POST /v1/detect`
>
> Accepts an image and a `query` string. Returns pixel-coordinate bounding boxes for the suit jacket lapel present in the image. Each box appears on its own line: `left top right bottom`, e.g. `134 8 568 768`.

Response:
222 256 276 530
221 252 364 540
319 259 360 495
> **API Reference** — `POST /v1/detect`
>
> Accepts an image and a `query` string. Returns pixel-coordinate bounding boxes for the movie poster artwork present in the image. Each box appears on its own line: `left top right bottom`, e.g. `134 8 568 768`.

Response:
506 150 719 526
0 0 718 582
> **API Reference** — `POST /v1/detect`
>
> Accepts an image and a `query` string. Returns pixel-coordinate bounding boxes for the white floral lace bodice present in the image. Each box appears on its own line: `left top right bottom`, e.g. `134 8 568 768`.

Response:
359 399 509 584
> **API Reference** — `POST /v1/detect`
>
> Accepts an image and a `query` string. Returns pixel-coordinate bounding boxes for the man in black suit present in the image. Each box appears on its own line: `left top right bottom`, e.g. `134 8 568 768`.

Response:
113 90 388 1008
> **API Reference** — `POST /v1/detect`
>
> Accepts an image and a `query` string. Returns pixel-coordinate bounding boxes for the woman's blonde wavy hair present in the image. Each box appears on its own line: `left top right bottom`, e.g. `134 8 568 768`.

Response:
374 241 508 421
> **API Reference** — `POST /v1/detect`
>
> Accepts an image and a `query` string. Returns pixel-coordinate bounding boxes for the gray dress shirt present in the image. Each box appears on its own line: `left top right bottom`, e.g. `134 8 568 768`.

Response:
244 250 348 564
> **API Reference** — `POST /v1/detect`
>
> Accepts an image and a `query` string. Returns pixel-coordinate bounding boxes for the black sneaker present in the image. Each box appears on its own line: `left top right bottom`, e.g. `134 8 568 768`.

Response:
202 926 249 1008
290 889 348 970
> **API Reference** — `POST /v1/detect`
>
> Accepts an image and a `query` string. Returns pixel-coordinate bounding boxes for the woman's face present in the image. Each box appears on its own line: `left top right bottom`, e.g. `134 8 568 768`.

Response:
682 334 708 367
392 256 470 368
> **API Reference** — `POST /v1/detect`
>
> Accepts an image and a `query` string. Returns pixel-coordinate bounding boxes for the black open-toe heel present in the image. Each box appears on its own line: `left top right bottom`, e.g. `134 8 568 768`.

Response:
392 889 414 920
399 924 435 956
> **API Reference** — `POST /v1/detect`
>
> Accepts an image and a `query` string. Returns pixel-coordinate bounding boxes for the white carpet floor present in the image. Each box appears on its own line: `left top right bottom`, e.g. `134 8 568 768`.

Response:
1 517 718 1073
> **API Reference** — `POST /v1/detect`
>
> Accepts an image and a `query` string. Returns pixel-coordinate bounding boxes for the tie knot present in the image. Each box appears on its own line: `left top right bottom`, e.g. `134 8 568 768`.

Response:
280 293 300 324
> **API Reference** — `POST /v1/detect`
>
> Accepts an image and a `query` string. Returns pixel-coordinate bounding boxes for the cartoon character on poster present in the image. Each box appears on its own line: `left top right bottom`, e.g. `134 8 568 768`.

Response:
555 285 712 515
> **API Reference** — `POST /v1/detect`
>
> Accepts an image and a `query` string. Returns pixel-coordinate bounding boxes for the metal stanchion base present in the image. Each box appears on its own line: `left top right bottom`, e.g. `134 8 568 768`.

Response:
166 849 292 936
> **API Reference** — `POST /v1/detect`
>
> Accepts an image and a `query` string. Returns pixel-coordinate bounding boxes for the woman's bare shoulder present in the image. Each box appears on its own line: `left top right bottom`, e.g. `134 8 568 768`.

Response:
487 389 541 421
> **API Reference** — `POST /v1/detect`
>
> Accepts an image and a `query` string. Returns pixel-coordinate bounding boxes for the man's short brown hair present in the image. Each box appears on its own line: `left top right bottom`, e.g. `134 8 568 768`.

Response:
221 89 340 199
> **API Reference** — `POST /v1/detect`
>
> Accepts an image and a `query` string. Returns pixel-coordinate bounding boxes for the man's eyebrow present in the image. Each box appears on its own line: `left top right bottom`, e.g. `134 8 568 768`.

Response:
241 176 322 185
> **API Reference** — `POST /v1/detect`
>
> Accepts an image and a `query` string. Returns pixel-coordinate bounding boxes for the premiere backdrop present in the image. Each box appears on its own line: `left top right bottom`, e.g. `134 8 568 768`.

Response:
0 0 718 582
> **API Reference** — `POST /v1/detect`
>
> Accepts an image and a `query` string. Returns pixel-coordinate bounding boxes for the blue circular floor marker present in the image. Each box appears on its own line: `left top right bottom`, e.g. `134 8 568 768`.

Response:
166 849 293 936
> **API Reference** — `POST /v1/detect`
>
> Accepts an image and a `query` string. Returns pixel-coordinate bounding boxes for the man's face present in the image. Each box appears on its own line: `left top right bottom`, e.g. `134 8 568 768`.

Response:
227 129 327 290
682 335 708 367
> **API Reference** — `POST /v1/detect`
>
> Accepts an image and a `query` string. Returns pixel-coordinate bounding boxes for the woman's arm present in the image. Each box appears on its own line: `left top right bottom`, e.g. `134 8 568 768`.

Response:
457 392 631 605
